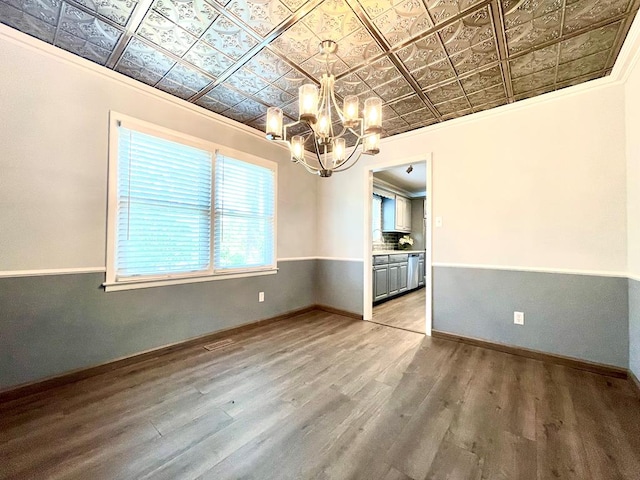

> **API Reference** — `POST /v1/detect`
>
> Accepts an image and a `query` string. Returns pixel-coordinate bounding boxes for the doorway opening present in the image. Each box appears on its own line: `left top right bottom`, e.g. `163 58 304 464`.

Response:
362 154 433 335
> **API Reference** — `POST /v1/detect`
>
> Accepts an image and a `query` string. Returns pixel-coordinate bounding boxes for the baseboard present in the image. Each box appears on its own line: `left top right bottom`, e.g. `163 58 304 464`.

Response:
0 305 317 404
629 370 640 398
432 330 628 379
314 304 363 320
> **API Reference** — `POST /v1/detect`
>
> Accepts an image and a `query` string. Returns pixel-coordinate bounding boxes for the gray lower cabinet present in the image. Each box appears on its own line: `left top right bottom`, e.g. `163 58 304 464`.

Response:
388 263 400 295
373 265 389 302
398 263 408 292
373 253 413 302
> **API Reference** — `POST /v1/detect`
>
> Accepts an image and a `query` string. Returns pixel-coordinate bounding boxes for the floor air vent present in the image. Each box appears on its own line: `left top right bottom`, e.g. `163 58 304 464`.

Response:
203 339 235 351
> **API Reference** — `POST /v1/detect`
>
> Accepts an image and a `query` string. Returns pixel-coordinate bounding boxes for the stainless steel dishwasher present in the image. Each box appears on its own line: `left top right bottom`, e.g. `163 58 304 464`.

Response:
407 253 420 290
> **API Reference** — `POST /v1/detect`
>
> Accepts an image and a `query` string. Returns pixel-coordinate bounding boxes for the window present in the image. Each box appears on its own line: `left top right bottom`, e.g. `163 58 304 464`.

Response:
105 113 277 291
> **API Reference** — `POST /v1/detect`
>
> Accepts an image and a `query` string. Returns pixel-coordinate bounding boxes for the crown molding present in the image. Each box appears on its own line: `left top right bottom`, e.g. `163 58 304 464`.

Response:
612 10 640 84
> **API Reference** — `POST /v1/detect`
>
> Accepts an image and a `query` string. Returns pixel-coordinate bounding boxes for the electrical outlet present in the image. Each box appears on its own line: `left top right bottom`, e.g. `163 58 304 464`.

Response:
514 311 524 325
259 292 265 302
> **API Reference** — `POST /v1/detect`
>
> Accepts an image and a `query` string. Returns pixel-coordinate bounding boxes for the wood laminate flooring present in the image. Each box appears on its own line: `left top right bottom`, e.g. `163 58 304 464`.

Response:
1 311 639 480
373 288 426 333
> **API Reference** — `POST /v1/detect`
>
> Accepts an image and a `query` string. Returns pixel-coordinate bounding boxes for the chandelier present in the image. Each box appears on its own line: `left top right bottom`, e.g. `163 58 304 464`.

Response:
265 40 382 177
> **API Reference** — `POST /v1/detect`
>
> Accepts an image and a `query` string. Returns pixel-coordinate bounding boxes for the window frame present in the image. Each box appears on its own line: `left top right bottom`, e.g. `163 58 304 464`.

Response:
105 112 278 292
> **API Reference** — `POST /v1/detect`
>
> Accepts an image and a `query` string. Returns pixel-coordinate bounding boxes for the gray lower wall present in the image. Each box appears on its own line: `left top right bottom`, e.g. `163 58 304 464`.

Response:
434 267 629 368
316 260 364 316
0 259 315 390
630 279 640 378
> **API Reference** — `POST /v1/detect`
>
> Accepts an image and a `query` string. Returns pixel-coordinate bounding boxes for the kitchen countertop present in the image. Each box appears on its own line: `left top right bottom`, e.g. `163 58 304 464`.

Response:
372 250 425 255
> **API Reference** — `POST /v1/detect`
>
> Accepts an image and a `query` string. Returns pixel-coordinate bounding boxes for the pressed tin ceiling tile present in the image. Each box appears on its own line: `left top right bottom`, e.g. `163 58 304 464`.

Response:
556 48 610 82
116 61 165 85
195 92 232 112
201 15 259 60
120 37 176 75
501 0 562 30
270 22 319 63
424 80 465 104
425 0 485 24
224 97 267 121
513 84 555 100
511 66 556 94
459 64 503 93
244 48 292 81
467 83 506 106
373 75 414 101
441 107 472 120
164 63 212 90
56 31 112 64
356 56 399 88
411 59 457 89
183 41 235 76
563 0 631 34
335 73 373 97
396 34 447 71
383 115 409 131
0 2 57 42
225 66 271 92
3 0 61 25
359 0 400 19
73 0 138 26
59 3 122 50
137 10 198 56
372 0 432 47
558 22 620 63
449 42 499 74
302 0 362 42
335 28 383 69
273 69 312 91
439 7 494 55
401 107 435 125
301 53 350 80
153 0 219 37
434 96 469 115
226 0 291 37
509 43 559 78
389 95 427 115
252 83 294 104
156 77 197 99
472 97 507 112
504 8 563 54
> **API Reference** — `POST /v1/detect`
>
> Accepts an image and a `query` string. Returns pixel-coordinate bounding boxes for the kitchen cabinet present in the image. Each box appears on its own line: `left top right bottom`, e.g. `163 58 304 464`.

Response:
382 195 412 233
373 265 389 302
374 253 412 303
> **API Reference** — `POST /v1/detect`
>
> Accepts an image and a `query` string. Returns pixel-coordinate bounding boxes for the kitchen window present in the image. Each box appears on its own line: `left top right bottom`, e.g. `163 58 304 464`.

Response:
105 113 277 291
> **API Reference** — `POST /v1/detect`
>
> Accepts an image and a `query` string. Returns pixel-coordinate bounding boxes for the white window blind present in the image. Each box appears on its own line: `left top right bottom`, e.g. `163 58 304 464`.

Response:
116 126 213 279
214 153 275 272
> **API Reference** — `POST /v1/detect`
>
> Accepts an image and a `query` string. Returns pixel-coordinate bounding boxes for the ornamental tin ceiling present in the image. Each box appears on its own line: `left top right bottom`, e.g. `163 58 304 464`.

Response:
2 0 638 142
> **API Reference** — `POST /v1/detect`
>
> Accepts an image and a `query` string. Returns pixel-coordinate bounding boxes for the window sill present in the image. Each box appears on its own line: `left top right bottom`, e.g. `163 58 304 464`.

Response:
103 268 278 292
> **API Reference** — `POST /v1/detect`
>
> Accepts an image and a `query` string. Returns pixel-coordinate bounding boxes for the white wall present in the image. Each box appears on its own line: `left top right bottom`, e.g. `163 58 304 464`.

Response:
318 82 628 274
0 29 317 273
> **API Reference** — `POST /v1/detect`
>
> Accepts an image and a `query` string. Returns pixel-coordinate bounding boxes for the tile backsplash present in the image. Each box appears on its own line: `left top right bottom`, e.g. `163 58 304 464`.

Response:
373 232 402 251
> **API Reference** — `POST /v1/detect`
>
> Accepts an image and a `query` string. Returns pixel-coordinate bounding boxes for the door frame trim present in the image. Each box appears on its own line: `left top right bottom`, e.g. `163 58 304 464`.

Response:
362 153 433 335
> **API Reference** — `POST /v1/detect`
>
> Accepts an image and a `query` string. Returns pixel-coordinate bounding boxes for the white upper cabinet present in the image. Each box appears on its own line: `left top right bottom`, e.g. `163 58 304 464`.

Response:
383 194 412 233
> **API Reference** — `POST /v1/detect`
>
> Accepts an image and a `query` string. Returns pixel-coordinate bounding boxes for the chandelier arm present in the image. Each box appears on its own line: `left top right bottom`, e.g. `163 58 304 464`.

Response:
334 136 362 170
332 151 363 173
313 135 326 171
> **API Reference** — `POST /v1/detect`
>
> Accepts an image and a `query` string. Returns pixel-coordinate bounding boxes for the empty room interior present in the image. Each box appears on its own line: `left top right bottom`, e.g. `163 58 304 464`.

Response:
2 0 640 478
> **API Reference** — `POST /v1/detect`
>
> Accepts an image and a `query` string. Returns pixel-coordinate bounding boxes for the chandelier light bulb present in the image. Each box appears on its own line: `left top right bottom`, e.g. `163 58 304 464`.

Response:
343 96 358 128
364 97 382 134
317 114 330 137
299 84 318 123
265 107 283 140
333 138 346 164
364 133 380 155
291 135 305 161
